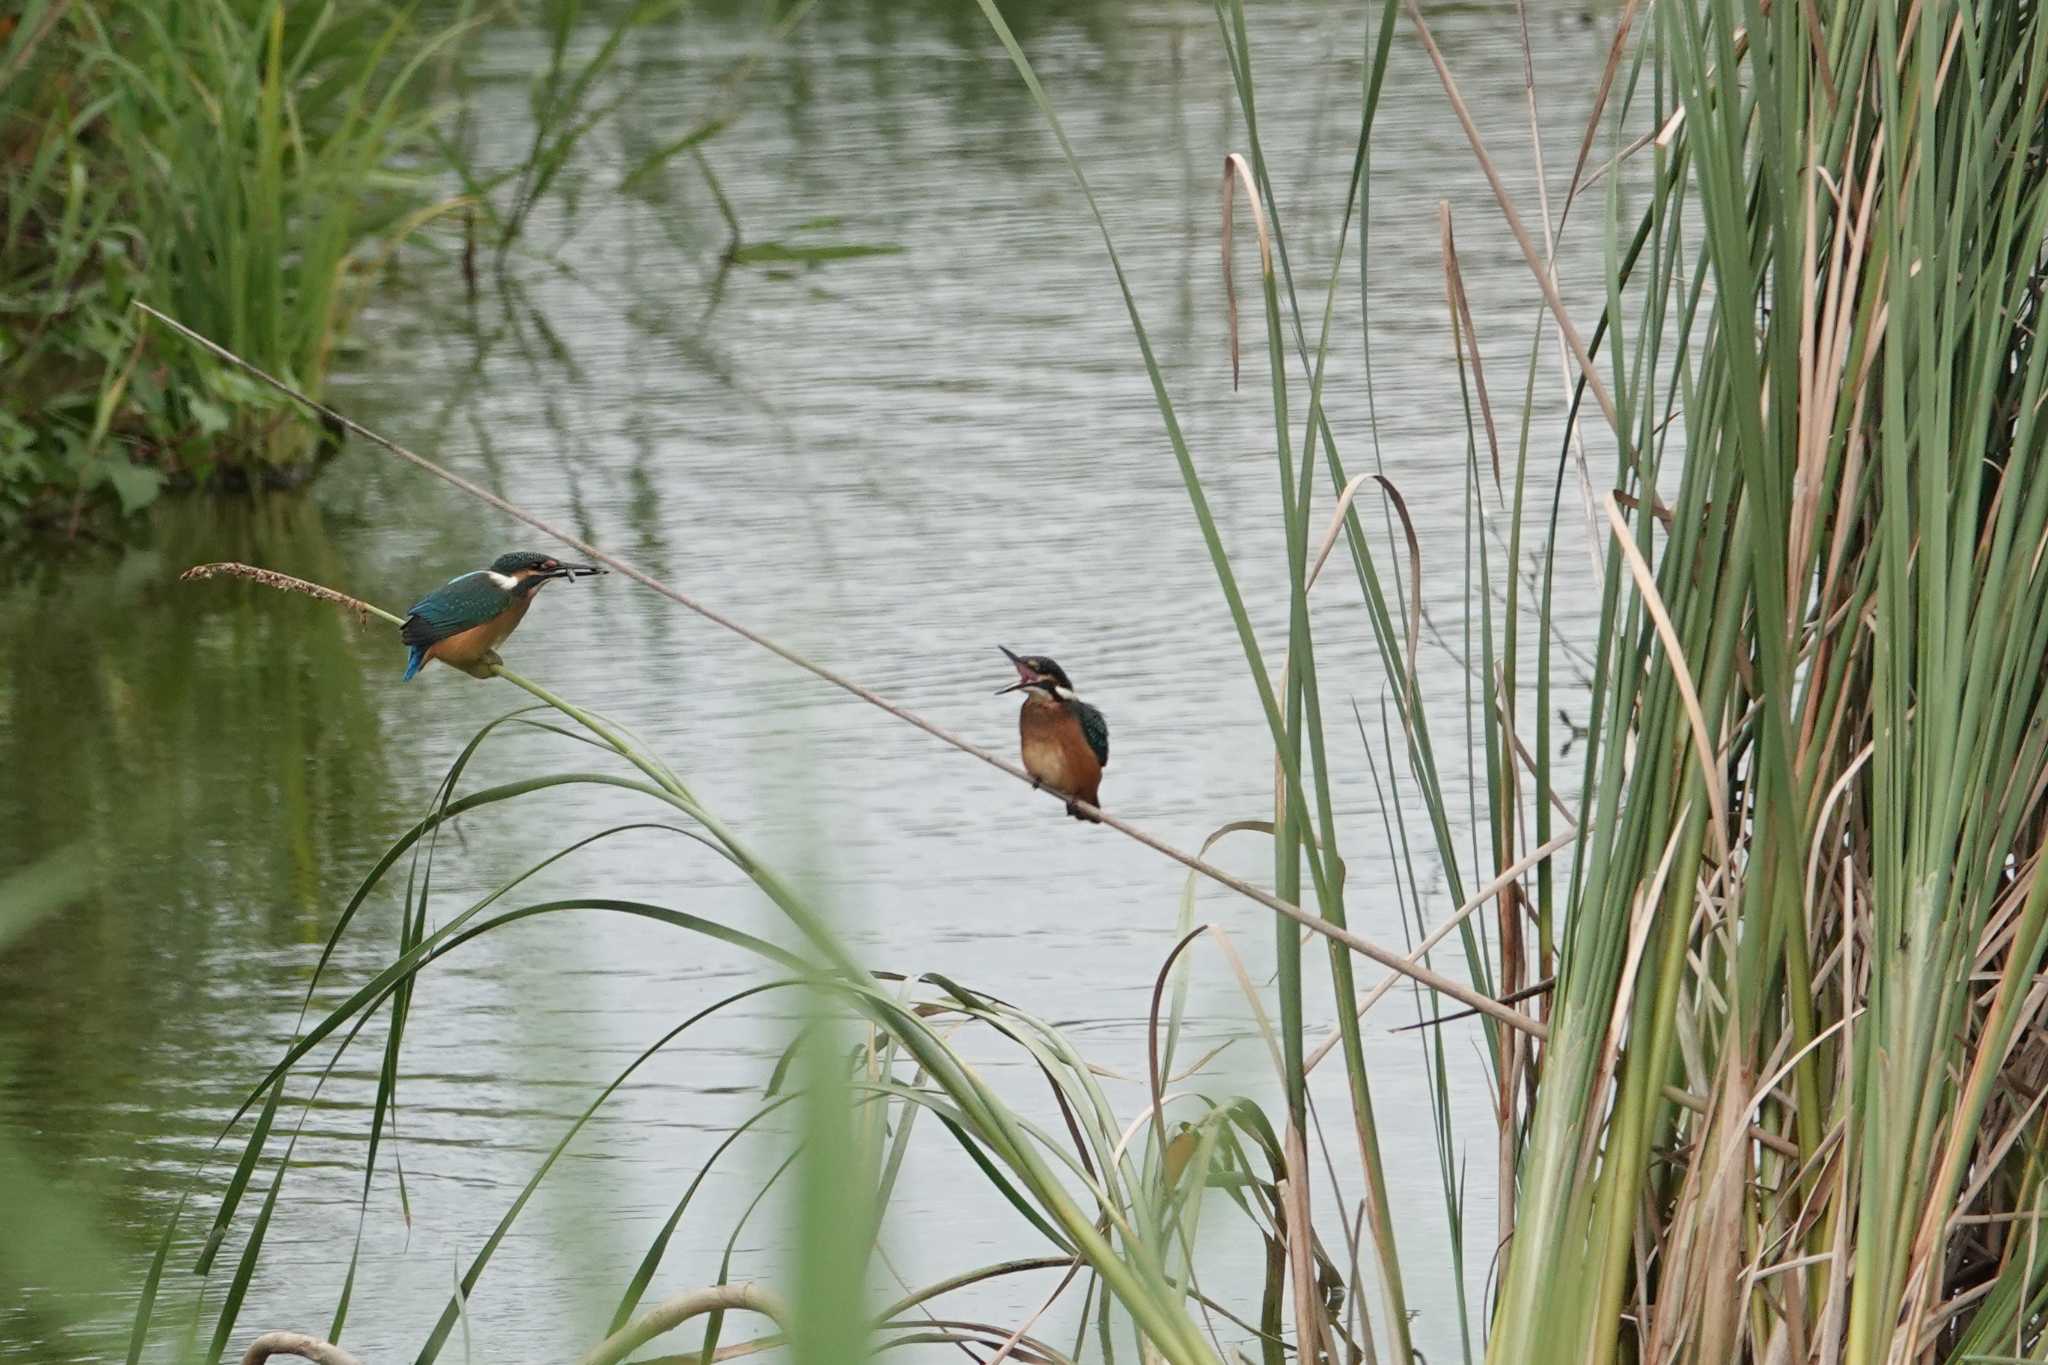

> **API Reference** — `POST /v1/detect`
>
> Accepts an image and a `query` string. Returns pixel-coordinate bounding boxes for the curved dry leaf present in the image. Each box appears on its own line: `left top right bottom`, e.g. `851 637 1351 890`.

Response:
1221 151 1273 392
1373 476 1423 677
1438 204 1502 492
1600 494 1730 854
1307 473 1374 593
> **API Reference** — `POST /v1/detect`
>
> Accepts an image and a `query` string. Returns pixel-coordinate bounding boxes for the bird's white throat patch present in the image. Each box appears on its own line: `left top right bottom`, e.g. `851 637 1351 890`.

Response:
488 571 521 590
1051 685 1080 703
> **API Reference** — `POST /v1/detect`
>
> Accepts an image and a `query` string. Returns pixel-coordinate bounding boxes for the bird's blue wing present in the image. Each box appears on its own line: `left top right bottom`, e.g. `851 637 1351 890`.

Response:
1072 700 1109 767
400 571 512 647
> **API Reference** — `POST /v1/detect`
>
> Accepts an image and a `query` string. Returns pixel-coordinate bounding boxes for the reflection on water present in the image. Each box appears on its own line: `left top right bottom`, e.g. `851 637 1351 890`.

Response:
0 1 1618 1359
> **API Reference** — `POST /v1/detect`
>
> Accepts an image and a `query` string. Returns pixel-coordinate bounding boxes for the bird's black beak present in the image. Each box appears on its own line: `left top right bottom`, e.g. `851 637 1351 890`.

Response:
551 561 604 580
995 645 1031 695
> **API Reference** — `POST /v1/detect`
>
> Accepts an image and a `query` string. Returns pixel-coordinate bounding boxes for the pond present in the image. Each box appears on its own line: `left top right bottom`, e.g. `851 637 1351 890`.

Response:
0 2 1618 1359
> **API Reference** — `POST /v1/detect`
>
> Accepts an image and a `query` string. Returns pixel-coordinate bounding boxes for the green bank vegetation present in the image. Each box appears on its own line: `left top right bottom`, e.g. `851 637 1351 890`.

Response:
64 0 2048 1360
0 0 462 530
0 0 822 536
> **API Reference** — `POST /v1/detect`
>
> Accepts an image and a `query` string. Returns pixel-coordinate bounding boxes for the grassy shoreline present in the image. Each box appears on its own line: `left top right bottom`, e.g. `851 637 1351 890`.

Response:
0 0 472 535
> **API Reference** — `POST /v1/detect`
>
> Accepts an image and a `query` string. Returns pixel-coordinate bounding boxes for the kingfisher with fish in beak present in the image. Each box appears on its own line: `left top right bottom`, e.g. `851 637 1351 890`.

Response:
399 550 604 680
995 646 1109 821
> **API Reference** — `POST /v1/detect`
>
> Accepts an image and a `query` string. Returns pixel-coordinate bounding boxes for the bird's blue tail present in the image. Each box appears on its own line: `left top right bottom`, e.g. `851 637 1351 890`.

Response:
402 645 427 682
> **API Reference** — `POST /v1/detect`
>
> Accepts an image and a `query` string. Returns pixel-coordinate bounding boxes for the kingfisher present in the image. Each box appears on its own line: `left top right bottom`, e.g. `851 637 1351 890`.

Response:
995 646 1109 821
399 550 603 680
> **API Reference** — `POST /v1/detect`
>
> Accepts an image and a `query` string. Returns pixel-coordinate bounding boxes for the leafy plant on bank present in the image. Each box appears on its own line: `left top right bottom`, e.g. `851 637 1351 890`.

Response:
0 0 464 532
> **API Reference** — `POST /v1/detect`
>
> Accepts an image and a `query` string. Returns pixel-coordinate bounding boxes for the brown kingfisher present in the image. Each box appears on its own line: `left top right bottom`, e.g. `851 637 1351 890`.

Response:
399 550 603 680
995 646 1109 821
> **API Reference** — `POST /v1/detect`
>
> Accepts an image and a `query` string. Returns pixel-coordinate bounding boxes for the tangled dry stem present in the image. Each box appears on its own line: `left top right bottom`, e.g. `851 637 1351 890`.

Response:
237 1284 787 1365
572 1282 790 1365
237 1332 364 1365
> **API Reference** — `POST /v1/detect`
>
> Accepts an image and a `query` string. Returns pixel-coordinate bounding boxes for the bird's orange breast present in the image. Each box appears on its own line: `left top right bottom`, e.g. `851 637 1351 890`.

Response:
1019 694 1102 801
426 591 533 671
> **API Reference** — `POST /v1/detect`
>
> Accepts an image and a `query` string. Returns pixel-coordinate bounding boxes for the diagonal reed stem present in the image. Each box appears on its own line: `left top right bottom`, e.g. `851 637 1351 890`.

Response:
142 301 1553 1039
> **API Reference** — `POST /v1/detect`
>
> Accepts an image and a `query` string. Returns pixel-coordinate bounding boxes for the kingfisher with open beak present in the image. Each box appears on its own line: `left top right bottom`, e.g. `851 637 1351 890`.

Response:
996 646 1109 821
399 550 604 680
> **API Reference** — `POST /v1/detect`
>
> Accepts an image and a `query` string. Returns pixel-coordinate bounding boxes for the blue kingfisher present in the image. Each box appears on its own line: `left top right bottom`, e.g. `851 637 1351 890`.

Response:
399 550 603 680
995 646 1109 821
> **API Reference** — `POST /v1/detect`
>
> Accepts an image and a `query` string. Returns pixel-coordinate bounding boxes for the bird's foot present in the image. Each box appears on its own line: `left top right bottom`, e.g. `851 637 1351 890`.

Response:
1065 798 1101 823
1029 775 1043 791
459 650 503 680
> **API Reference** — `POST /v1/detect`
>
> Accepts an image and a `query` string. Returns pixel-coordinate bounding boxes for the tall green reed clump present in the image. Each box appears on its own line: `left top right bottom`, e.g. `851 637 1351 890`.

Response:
0 0 459 531
1482 1 2048 1359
